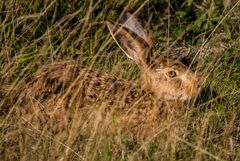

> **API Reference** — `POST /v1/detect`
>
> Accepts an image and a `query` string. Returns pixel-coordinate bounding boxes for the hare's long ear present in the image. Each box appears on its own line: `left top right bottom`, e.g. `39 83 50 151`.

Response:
119 11 152 48
106 20 152 67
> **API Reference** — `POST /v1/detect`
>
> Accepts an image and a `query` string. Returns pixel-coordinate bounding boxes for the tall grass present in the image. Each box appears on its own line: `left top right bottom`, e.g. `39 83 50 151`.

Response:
1 0 240 160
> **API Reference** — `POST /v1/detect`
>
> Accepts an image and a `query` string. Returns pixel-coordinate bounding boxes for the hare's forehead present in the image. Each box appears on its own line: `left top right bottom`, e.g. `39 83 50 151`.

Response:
152 58 187 69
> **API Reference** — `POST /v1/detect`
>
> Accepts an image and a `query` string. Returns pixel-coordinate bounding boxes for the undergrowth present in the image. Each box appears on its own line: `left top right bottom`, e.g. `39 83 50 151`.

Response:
0 0 240 161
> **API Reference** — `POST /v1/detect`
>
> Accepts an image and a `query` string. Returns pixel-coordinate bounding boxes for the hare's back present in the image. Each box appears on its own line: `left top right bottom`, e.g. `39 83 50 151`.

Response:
17 60 140 109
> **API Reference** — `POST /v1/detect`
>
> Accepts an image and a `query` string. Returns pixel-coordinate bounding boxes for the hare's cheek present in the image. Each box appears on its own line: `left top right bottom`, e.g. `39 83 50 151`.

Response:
172 79 182 89
152 75 167 86
156 75 167 82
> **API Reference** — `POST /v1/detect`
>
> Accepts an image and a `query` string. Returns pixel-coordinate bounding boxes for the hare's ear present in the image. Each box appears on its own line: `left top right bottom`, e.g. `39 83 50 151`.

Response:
106 20 152 67
119 11 152 48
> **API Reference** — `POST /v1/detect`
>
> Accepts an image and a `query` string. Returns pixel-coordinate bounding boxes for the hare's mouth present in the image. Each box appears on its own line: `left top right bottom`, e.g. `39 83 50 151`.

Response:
161 93 187 101
179 95 190 101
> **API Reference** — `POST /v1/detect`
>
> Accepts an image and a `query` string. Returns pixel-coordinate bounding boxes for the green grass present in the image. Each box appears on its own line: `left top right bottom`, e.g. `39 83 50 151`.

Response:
1 0 240 160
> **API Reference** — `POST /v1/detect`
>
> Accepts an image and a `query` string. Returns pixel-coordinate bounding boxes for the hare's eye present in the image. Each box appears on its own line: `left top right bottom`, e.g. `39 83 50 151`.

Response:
167 71 177 78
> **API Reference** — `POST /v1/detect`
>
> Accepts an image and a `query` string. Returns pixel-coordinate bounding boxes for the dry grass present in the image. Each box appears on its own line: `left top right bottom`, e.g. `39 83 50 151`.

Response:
1 0 240 161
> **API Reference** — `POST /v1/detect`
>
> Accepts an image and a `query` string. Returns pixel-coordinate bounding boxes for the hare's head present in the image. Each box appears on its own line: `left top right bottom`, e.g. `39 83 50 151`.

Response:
106 11 201 101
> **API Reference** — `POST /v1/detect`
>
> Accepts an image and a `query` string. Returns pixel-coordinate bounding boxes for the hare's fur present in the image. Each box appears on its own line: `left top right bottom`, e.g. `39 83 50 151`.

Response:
11 11 201 138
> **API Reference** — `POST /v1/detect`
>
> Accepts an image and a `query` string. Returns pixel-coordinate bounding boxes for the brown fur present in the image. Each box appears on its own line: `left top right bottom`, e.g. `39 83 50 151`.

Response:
12 61 168 136
10 11 201 139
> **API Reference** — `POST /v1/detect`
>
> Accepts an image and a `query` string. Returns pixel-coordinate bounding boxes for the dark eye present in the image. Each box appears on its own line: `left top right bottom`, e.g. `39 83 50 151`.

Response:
167 71 177 78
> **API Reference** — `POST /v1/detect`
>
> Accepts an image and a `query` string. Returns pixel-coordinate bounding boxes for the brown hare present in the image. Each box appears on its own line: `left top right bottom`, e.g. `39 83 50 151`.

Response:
11 11 201 139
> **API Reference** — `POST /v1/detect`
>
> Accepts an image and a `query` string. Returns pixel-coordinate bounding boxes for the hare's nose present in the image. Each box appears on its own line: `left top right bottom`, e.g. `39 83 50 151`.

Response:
196 78 203 88
197 84 201 88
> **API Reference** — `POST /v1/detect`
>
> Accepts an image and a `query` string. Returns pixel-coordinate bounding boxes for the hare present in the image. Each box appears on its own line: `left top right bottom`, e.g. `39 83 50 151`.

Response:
10 11 201 139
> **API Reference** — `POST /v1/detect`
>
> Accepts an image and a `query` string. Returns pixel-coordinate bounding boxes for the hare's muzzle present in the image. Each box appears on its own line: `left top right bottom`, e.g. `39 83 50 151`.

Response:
189 77 202 98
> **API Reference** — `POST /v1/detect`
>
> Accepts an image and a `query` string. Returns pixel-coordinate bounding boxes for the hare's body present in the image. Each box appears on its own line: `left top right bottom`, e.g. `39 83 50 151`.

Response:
12 11 201 138
14 60 165 138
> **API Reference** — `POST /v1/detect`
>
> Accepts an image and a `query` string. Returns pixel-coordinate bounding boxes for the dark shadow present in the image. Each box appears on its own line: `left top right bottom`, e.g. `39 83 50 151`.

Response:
195 85 218 105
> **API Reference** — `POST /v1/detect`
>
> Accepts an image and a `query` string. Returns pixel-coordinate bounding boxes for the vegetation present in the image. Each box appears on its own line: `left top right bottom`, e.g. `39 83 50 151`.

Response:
0 0 240 160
